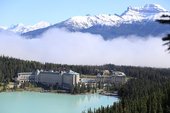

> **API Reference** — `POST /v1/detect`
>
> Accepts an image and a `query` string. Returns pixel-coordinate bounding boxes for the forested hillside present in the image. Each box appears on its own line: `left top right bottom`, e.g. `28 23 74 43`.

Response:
87 67 170 113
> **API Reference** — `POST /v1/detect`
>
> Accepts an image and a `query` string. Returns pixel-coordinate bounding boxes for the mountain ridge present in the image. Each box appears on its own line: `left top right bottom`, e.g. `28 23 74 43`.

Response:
1 4 170 39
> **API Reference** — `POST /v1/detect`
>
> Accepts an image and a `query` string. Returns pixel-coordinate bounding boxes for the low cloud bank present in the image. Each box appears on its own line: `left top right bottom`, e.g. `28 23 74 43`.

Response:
0 29 169 68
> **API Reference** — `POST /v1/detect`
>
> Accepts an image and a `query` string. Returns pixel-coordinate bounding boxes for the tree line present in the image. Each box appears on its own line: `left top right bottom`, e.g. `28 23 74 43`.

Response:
1 55 169 82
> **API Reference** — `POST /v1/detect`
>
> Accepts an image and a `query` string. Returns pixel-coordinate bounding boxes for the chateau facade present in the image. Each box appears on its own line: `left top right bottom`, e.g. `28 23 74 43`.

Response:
16 70 80 90
16 69 127 90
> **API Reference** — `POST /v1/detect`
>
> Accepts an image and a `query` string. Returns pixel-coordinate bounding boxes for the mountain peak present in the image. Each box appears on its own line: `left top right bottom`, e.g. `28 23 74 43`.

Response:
9 23 24 29
33 21 50 27
121 4 168 21
143 4 167 12
126 4 167 13
31 21 50 30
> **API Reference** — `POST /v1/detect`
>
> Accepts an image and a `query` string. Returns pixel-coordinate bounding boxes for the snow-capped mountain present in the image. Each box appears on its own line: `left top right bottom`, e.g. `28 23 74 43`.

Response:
7 21 50 33
58 4 169 29
53 4 167 29
2 4 170 39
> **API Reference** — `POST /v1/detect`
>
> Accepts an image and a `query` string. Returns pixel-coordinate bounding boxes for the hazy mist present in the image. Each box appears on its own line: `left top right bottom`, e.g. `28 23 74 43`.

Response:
0 29 169 68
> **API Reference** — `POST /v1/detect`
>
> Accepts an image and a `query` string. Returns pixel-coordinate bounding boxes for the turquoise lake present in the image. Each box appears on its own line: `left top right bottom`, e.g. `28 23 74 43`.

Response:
0 92 118 113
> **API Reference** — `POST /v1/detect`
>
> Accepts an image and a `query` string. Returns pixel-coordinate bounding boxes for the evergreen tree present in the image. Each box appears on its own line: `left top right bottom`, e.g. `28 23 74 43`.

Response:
157 15 170 51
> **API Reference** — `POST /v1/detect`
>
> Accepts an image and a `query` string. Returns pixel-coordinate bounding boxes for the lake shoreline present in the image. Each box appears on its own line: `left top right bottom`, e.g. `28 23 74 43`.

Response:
0 88 99 96
0 88 119 97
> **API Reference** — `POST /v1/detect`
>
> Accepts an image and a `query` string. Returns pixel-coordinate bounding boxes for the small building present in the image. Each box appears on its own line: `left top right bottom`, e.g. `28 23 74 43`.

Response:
16 72 33 83
7 82 15 89
111 71 126 85
96 71 127 86
80 78 96 88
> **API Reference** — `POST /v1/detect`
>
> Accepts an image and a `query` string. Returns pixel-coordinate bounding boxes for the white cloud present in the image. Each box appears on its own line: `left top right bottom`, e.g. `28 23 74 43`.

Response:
0 29 169 68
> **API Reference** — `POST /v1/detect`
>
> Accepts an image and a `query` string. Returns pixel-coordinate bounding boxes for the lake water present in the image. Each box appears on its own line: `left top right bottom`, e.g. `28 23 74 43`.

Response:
0 92 118 113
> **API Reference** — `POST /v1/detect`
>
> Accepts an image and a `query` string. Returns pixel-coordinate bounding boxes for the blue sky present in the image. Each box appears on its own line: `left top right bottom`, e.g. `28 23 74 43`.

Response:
0 0 170 26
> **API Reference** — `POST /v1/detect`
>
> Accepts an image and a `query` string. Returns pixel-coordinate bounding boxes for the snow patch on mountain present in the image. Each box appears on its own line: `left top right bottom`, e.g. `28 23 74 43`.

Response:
62 14 123 29
0 26 7 30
